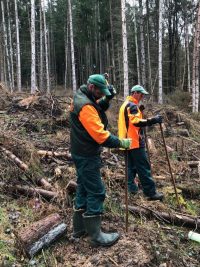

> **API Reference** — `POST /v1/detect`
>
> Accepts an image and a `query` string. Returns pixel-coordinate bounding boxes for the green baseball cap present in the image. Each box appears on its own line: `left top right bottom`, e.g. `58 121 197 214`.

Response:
131 85 149 95
88 74 111 96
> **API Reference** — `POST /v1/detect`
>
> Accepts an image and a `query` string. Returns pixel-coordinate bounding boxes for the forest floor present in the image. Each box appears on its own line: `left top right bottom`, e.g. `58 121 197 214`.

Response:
0 85 200 267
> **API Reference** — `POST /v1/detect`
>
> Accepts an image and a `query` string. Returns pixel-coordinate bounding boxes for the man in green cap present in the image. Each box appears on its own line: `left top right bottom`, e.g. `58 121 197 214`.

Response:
118 85 164 200
70 74 131 247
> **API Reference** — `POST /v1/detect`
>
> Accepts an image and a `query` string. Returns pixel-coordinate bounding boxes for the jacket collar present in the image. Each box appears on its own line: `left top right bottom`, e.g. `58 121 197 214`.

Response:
126 95 139 105
80 84 96 103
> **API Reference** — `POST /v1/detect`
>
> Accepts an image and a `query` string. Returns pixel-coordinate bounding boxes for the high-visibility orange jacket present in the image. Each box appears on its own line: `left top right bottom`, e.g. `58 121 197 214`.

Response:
70 85 120 156
118 96 145 149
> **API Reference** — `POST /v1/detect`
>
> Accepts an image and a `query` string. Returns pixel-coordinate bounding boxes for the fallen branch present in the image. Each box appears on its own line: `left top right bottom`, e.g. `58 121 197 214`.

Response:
0 146 29 171
0 182 58 200
0 146 53 189
16 213 66 258
122 204 200 229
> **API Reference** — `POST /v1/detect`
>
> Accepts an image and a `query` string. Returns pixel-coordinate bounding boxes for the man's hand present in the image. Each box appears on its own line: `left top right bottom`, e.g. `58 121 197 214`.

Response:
106 85 117 100
119 138 132 149
139 104 145 112
147 115 163 126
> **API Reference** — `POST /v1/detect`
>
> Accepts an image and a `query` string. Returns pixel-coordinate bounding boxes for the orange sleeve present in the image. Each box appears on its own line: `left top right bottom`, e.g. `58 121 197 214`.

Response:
79 105 110 144
127 107 142 125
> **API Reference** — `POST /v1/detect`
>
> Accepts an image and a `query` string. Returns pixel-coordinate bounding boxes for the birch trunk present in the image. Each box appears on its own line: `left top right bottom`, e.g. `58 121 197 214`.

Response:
133 0 141 85
31 0 36 94
14 0 21 92
139 0 146 87
1 0 12 92
6 0 14 91
121 0 129 98
192 4 200 113
68 0 77 94
0 33 4 81
41 0 50 94
158 0 163 104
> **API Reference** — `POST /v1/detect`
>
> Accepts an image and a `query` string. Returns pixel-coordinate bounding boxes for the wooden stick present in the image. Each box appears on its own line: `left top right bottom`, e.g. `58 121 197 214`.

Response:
125 150 129 232
159 123 181 210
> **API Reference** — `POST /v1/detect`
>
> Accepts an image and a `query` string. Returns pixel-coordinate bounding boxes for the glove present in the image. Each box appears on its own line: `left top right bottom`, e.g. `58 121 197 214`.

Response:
119 138 132 149
106 85 117 100
147 115 163 126
139 104 145 112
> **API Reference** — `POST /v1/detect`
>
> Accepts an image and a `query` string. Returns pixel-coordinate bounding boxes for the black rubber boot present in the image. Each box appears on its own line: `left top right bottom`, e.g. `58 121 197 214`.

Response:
83 214 120 247
72 209 86 238
148 192 164 201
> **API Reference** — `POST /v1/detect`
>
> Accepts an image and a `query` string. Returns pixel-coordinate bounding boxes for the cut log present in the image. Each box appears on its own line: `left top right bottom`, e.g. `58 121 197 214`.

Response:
0 182 58 200
16 213 67 258
36 177 53 190
0 146 29 171
37 150 71 159
123 204 200 229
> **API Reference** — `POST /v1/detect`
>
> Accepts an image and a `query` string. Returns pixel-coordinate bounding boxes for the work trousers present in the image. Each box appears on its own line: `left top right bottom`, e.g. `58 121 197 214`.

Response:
128 148 156 197
72 154 105 215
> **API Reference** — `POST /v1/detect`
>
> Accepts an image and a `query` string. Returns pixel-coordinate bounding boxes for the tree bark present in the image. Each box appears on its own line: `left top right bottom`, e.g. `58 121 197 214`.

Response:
1 0 12 92
121 0 129 98
158 0 163 104
31 0 36 94
16 213 66 258
68 0 77 94
41 0 50 94
14 0 21 92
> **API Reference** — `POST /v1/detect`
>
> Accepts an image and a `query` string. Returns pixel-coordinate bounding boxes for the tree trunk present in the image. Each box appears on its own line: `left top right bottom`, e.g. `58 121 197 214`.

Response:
1 0 12 92
41 0 50 94
31 0 36 94
109 0 116 84
6 0 14 92
68 0 77 94
133 0 141 85
39 1 44 91
14 0 22 92
121 0 129 98
192 4 200 113
64 22 69 91
158 0 163 104
139 0 146 87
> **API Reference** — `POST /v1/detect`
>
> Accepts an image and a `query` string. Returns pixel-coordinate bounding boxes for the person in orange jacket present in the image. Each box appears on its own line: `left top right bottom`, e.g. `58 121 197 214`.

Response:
118 85 164 201
70 74 131 247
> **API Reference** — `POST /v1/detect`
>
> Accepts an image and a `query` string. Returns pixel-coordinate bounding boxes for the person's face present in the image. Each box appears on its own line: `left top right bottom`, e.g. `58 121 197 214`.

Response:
132 92 144 102
89 84 104 100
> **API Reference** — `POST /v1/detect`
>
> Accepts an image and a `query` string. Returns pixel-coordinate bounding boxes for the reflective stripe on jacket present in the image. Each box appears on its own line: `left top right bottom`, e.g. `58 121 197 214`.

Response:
118 96 145 149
